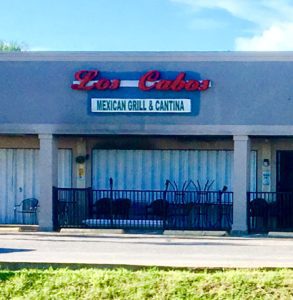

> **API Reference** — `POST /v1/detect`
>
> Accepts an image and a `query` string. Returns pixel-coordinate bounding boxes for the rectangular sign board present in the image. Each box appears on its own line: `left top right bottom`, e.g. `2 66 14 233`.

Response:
91 98 191 113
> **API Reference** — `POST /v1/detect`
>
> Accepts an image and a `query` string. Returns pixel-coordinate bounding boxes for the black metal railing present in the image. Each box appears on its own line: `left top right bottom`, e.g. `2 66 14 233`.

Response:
52 187 92 229
53 187 233 231
248 192 293 233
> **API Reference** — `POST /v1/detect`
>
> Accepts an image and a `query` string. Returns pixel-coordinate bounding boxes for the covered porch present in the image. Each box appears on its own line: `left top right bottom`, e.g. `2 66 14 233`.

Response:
1 134 292 234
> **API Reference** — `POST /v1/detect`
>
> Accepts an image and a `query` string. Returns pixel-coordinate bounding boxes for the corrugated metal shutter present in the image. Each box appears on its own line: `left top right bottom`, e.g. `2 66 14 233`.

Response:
0 148 72 224
250 151 257 192
58 149 72 188
0 149 39 223
92 149 257 191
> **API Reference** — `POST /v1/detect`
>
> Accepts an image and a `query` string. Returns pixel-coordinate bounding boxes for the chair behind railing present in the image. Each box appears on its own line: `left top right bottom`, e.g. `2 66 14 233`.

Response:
14 198 39 225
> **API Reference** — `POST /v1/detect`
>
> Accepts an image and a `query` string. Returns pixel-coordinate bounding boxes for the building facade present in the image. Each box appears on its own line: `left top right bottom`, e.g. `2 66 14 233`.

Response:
0 52 292 232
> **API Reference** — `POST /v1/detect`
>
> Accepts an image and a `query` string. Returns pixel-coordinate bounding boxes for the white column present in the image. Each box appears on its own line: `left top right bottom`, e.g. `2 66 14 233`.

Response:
232 135 251 233
38 134 58 231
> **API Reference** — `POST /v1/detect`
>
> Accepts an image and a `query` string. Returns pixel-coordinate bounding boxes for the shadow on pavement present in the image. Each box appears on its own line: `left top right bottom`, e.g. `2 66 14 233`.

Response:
0 248 34 254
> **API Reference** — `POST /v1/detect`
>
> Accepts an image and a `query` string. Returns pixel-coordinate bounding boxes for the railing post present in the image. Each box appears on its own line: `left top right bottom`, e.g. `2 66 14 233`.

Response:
110 191 114 227
217 190 222 229
163 193 167 230
87 187 93 219
52 186 59 231
110 180 114 227
247 192 251 232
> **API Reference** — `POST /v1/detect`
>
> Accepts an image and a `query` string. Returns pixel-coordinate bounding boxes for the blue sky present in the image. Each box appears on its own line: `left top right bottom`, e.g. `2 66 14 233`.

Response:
1 0 293 51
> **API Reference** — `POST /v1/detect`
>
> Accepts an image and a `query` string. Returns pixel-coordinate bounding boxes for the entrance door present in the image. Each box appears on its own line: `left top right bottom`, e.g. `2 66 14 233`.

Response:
277 151 293 230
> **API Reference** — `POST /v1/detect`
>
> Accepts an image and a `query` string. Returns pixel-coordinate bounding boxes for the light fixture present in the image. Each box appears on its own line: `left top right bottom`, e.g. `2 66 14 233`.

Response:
75 154 90 164
263 159 270 167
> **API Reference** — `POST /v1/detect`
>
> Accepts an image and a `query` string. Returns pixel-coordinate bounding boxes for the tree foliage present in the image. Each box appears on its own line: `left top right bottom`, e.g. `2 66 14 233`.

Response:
0 40 22 51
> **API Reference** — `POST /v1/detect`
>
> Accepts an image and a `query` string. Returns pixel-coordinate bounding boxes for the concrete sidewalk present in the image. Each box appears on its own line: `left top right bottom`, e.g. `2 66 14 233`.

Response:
0 232 293 269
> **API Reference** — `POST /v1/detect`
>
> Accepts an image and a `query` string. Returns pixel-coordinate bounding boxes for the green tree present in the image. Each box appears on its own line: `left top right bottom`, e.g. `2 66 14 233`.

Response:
0 40 22 51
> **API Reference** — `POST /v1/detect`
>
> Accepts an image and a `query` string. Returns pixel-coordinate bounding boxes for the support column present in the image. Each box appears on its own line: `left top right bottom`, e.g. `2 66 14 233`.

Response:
38 134 58 231
232 135 251 233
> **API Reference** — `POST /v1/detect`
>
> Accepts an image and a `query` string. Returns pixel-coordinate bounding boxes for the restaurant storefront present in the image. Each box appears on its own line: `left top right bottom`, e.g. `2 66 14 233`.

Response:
0 52 292 233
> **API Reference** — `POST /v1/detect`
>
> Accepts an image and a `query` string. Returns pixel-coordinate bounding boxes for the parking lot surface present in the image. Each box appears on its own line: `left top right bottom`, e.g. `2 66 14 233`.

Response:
0 232 293 268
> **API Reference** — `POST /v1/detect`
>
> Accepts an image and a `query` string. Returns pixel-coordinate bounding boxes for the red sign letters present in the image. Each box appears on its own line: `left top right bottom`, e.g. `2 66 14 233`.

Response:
71 70 210 92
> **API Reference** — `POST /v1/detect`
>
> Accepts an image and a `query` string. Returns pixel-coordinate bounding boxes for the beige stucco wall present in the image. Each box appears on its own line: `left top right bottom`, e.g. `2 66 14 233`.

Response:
251 137 293 192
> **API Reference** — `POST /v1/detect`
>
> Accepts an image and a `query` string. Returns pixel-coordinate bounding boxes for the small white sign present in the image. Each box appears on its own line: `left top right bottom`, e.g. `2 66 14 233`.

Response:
262 171 271 186
91 98 191 113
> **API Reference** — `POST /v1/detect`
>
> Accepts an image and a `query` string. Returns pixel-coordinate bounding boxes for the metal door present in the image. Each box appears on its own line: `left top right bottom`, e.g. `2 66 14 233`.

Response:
276 151 293 230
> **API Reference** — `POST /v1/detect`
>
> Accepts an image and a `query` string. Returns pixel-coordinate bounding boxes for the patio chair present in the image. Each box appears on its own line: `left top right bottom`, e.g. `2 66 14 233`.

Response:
249 198 269 232
113 198 131 219
146 180 170 220
14 198 39 224
94 198 112 218
146 199 169 219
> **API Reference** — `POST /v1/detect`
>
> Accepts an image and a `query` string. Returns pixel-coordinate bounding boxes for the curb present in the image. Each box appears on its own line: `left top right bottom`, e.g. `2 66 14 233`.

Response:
268 232 293 238
0 228 292 239
0 227 20 233
163 230 228 237
61 229 229 237
0 261 288 271
0 225 39 233
60 228 125 234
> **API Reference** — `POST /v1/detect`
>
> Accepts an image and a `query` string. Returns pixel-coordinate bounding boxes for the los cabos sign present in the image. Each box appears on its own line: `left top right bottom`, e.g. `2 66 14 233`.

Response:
71 70 211 113
71 70 211 92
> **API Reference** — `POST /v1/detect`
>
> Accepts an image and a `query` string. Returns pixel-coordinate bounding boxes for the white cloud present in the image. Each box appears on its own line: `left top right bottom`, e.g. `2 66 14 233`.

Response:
170 0 293 50
171 0 293 26
236 23 293 51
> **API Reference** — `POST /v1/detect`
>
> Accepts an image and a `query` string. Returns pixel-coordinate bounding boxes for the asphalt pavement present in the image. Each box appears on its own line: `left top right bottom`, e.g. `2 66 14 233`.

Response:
0 232 293 268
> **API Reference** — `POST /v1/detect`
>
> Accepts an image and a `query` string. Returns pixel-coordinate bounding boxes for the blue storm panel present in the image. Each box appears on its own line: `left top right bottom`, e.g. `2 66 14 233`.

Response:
92 149 257 191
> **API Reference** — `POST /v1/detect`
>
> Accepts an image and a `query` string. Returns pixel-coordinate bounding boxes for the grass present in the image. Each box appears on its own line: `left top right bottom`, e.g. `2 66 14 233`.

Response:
0 268 292 299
